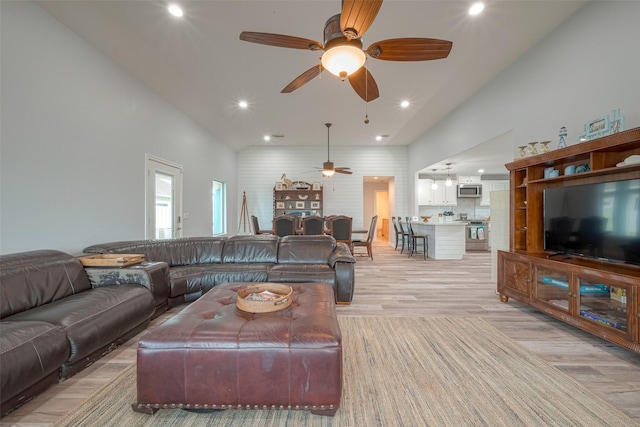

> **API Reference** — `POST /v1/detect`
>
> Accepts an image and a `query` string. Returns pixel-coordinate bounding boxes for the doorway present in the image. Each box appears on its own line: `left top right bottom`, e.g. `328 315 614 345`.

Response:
145 155 183 239
363 177 392 242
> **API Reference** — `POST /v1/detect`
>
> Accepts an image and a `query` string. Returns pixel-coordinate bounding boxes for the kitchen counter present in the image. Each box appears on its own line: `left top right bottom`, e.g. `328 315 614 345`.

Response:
411 222 466 260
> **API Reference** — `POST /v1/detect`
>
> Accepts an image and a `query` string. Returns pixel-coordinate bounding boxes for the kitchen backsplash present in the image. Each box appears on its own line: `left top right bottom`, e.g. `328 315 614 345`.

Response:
418 198 490 220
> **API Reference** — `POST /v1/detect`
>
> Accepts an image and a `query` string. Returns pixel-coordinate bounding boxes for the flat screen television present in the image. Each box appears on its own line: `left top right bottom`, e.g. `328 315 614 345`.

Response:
543 178 640 266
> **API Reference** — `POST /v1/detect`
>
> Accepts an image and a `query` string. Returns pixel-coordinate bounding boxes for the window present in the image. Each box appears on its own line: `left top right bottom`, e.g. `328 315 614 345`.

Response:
212 180 226 235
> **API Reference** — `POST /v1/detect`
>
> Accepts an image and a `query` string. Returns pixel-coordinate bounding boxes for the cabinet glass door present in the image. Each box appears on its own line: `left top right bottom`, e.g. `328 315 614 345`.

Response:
535 267 571 313
578 278 628 335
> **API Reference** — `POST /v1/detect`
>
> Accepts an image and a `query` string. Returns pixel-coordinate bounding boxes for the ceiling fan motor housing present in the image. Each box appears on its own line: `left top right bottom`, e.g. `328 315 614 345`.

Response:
324 14 363 49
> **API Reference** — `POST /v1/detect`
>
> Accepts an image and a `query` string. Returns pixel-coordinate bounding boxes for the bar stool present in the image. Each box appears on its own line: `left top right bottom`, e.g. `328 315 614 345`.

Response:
407 219 428 259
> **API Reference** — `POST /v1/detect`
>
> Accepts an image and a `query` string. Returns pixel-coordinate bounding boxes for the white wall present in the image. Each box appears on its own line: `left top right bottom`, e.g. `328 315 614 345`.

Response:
0 2 238 254
237 145 408 233
407 1 640 206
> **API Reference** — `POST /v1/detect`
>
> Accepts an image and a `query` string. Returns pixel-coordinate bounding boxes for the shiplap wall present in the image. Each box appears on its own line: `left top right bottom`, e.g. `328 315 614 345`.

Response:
237 145 408 233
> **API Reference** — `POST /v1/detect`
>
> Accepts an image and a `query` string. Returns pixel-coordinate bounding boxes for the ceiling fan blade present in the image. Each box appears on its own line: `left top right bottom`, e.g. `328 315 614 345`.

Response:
335 168 353 175
366 38 453 61
239 32 323 50
281 64 324 93
340 0 383 39
348 66 379 102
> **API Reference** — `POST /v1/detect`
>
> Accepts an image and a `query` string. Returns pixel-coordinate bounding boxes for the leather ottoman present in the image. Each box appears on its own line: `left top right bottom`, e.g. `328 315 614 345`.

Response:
132 282 342 416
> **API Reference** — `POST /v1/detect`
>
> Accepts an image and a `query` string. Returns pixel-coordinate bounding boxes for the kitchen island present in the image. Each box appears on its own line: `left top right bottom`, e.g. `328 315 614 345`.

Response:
411 222 466 260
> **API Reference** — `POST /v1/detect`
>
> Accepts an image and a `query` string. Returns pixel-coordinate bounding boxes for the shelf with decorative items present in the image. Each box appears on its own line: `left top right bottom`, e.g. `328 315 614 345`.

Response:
273 180 323 218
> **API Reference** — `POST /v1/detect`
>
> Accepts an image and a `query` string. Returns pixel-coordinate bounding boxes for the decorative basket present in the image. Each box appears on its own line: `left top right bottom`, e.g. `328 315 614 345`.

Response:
236 283 293 313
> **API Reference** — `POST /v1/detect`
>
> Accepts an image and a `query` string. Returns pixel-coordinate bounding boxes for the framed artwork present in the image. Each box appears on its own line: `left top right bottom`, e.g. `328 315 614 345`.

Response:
311 201 320 209
276 201 285 209
295 201 305 209
312 182 321 191
584 115 609 141
275 182 284 191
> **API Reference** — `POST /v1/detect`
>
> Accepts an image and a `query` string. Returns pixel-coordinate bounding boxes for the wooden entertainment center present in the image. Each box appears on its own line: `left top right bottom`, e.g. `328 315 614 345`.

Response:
497 127 640 353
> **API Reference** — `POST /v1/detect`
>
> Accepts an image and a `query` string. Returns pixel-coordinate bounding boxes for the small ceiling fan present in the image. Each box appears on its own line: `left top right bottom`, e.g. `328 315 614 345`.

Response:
317 123 352 176
239 0 452 102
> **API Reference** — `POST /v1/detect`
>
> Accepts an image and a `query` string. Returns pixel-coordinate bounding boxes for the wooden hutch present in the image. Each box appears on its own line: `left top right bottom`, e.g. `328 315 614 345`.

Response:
497 127 640 353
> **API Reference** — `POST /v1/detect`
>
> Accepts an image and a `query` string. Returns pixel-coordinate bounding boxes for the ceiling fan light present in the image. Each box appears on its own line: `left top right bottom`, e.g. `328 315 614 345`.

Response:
321 45 366 79
322 160 336 177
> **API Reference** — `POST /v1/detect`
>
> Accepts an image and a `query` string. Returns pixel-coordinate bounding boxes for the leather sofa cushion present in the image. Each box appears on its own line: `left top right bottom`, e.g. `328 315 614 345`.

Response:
169 266 208 298
0 321 69 404
8 285 154 363
277 235 336 264
83 237 226 266
267 264 336 284
203 263 272 285
221 235 279 263
0 250 91 319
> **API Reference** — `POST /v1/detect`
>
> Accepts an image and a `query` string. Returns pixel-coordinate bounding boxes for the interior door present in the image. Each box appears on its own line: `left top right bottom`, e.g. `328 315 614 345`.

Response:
145 155 183 239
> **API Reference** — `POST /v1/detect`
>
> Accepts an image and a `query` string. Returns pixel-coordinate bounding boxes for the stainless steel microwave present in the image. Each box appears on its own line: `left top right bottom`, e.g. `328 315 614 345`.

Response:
457 184 482 198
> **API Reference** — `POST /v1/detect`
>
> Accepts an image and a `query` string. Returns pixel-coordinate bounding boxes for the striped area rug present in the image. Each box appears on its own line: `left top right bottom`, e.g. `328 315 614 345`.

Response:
54 317 637 426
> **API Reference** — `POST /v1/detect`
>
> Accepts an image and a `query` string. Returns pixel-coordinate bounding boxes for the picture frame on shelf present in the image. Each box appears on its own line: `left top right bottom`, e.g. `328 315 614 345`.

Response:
311 201 320 209
295 201 305 209
276 201 285 209
312 182 321 191
584 115 610 141
275 182 284 191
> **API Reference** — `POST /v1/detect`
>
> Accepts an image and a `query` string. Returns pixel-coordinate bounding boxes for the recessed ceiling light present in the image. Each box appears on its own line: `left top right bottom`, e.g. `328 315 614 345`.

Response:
469 2 485 16
263 135 271 141
376 135 383 141
478 169 485 173
238 100 248 109
168 4 183 17
400 100 410 108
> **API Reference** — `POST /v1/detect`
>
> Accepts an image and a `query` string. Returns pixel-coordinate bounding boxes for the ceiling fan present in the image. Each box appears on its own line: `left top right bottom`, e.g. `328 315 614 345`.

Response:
318 123 352 176
239 0 452 102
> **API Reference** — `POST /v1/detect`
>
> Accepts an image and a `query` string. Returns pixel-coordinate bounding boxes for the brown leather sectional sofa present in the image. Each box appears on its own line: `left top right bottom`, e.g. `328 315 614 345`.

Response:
83 234 356 307
0 249 157 416
0 234 355 416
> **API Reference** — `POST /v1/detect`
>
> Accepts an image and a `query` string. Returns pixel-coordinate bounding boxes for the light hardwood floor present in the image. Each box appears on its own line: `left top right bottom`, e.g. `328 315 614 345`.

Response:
2 239 639 425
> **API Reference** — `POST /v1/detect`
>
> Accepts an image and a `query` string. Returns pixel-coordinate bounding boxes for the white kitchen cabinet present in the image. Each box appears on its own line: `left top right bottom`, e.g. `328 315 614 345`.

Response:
418 179 457 206
418 179 434 205
457 175 481 184
435 180 458 205
480 180 509 206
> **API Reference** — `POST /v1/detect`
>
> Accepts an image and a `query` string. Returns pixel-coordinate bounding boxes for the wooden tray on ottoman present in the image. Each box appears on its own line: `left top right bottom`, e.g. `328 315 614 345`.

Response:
236 283 293 313
79 254 145 267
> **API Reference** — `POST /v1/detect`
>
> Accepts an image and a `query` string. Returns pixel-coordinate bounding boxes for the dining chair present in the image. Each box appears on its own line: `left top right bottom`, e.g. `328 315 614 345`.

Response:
251 215 274 235
302 216 324 235
328 215 353 251
407 219 428 259
391 217 404 252
352 215 378 260
395 217 409 254
272 214 297 237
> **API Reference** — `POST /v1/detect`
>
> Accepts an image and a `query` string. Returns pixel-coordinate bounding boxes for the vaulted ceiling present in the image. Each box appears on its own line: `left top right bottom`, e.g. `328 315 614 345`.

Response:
37 0 585 175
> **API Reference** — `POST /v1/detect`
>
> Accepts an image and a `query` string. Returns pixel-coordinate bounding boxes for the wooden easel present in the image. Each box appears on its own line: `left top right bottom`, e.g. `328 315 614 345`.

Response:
237 191 251 234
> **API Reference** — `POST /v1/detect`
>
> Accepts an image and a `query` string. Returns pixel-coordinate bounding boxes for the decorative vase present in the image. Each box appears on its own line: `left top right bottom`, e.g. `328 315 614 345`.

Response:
539 141 551 153
518 146 527 158
528 142 538 156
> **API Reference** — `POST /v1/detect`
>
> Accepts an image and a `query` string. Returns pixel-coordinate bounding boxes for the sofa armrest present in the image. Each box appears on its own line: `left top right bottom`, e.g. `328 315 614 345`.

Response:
84 262 170 313
328 242 356 267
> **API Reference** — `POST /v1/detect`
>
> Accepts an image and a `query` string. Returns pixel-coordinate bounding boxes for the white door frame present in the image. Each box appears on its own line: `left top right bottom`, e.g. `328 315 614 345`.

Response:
145 154 183 239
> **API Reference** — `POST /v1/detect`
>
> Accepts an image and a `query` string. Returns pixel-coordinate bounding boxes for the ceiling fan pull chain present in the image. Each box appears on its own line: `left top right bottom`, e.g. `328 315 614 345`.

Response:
364 67 370 124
